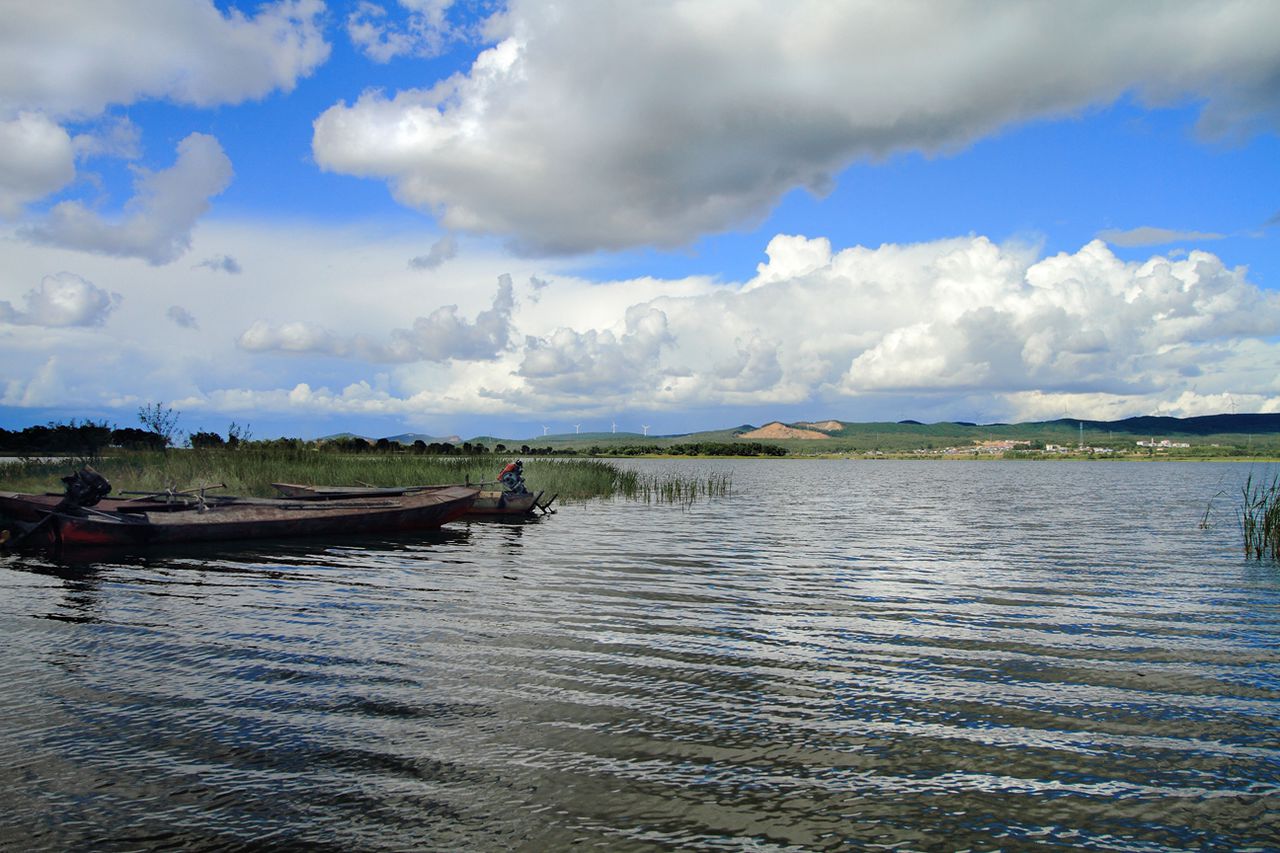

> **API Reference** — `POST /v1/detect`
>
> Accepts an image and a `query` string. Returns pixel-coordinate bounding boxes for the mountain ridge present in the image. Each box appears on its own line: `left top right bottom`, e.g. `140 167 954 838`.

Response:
321 413 1280 445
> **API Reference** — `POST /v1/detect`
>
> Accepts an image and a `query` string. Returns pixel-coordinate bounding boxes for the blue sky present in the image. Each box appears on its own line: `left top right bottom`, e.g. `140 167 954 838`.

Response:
2 0 1279 441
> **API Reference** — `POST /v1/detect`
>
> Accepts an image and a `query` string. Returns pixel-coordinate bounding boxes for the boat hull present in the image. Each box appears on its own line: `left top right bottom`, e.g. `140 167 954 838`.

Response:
466 490 542 515
272 482 550 517
4 486 479 549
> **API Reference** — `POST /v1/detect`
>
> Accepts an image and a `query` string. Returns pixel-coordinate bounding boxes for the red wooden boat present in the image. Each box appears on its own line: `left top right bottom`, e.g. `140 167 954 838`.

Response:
271 482 556 517
0 485 479 549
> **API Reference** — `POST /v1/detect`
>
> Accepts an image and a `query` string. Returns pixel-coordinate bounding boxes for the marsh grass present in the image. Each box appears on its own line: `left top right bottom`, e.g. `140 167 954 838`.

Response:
624 472 733 508
0 450 726 506
1239 471 1280 560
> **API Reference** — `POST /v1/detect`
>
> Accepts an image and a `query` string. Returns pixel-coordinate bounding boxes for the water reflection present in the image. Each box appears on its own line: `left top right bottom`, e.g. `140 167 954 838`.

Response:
11 558 107 625
0 461 1277 850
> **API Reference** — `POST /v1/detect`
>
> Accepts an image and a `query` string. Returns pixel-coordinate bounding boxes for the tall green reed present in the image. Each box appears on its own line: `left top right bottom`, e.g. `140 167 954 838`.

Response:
0 450 669 502
621 472 733 508
1239 471 1280 560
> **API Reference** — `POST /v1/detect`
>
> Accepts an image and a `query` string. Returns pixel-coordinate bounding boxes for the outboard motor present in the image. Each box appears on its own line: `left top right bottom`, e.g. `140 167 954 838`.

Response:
498 460 529 495
56 467 112 511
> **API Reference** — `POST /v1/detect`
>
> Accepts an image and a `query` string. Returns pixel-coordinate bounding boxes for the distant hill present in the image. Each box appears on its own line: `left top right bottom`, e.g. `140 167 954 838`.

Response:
795 420 844 432
319 432 462 445
470 431 648 445
401 413 1280 451
1038 413 1280 436
739 422 830 440
742 413 1280 438
383 432 462 445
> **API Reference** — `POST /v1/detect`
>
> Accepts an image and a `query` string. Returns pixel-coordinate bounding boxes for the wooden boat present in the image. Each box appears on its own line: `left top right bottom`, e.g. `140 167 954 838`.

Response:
0 485 479 549
271 483 425 500
0 491 203 522
272 482 557 517
468 489 548 516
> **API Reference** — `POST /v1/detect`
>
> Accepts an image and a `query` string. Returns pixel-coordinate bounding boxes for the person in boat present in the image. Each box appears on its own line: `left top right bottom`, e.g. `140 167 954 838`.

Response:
498 460 529 494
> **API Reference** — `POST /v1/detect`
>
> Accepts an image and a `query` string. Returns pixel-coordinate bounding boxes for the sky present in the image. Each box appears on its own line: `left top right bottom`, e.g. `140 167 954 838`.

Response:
2 0 1279 441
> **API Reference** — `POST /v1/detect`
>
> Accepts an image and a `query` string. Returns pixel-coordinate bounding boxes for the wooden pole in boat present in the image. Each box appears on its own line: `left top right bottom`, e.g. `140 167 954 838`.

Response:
119 483 226 502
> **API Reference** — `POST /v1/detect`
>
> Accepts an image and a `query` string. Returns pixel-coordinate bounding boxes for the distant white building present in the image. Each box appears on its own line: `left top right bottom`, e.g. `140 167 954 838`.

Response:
1137 438 1191 449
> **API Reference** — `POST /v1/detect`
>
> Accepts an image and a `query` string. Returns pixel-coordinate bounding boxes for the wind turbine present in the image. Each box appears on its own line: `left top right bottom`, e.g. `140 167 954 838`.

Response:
611 420 617 434
574 424 581 434
642 425 650 436
542 425 550 436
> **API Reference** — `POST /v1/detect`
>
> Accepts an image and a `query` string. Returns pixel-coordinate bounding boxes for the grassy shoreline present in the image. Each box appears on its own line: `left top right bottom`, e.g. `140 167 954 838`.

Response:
0 451 640 502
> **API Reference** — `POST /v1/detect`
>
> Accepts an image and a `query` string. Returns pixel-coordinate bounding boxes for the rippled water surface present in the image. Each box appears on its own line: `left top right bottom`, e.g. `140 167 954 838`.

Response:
1 460 1278 851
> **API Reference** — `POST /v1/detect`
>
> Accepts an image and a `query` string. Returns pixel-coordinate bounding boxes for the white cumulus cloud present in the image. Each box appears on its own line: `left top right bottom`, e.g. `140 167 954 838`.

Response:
21 133 234 265
518 305 674 395
313 0 1280 254
6 220 1279 428
490 235 1280 418
409 234 458 270
2 356 68 407
238 274 516 362
347 0 460 63
0 113 75 218
71 116 143 161
0 0 330 119
0 271 121 327
0 0 327 217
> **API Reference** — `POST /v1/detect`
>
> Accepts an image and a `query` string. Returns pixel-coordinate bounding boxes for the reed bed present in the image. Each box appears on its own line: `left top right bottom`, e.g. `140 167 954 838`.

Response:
622 471 733 508
1239 471 1280 561
0 451 727 506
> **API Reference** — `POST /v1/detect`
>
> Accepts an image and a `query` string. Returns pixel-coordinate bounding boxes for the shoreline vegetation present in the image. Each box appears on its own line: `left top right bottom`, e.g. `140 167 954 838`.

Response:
4 413 1280 464
0 450 732 507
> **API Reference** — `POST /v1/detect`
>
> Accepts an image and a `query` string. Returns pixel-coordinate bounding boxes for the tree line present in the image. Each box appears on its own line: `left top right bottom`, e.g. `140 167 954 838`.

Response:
0 419 584 457
0 421 164 454
3 408 790 459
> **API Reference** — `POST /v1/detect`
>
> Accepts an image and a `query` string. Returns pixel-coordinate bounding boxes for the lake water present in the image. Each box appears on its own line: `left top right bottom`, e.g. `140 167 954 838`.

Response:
1 460 1277 851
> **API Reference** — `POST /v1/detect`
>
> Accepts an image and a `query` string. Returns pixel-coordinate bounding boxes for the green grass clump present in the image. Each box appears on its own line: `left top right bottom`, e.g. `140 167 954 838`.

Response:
1239 472 1280 561
621 472 732 508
